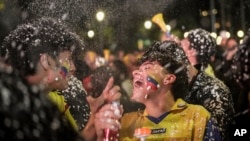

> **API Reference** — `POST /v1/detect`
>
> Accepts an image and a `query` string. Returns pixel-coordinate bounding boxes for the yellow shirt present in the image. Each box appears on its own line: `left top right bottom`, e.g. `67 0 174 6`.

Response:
120 99 210 141
204 64 215 78
48 91 78 131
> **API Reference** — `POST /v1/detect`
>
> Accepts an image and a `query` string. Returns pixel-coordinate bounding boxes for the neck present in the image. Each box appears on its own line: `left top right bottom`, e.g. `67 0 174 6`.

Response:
144 90 175 117
187 65 198 82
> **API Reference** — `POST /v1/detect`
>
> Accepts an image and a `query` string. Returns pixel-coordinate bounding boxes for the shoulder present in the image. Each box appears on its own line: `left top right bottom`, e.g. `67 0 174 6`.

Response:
49 91 64 100
174 99 211 118
187 103 210 116
196 72 230 92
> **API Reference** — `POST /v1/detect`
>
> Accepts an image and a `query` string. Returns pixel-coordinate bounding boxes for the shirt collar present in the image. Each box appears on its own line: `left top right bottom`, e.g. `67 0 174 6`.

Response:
141 98 188 116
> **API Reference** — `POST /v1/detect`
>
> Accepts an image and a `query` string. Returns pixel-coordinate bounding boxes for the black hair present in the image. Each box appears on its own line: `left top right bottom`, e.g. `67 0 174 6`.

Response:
0 17 85 77
139 40 189 100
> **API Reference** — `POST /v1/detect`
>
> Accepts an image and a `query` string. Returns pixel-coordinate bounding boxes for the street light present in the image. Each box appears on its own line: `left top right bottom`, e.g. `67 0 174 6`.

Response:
87 30 95 38
144 20 152 30
237 30 244 38
183 32 189 38
96 11 105 22
96 11 105 54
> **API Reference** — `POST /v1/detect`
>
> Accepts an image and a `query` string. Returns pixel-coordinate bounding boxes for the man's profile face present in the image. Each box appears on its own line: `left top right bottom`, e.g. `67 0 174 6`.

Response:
180 38 198 65
131 61 164 102
47 51 72 91
180 38 191 55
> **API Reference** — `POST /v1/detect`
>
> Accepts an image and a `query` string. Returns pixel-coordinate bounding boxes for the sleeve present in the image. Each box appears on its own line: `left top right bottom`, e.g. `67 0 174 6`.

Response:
201 78 233 140
203 119 221 141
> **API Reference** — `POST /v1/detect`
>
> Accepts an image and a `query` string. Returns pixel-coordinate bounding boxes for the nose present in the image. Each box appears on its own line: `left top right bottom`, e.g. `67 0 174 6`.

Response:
132 69 140 77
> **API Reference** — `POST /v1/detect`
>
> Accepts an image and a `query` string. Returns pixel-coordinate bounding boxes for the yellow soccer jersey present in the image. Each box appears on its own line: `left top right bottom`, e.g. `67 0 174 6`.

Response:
204 64 215 78
48 91 78 131
120 99 210 141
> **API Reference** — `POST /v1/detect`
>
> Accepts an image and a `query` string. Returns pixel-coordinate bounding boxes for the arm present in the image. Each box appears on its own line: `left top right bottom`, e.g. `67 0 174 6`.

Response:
81 77 122 141
81 113 96 141
94 104 122 141
200 79 233 139
203 119 221 141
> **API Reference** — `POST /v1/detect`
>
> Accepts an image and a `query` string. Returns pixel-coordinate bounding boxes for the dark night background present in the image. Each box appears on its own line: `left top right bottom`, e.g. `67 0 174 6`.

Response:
0 0 250 53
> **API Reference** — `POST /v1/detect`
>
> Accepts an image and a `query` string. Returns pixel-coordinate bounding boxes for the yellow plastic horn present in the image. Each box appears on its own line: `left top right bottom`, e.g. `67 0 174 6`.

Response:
103 49 110 62
152 13 167 33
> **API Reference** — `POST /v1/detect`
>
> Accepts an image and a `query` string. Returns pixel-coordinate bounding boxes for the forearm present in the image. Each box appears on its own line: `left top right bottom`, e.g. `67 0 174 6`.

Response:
81 114 97 141
96 136 103 141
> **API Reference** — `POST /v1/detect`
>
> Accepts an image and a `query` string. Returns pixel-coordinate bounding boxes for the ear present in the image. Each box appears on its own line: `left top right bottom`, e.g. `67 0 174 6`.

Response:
163 74 176 85
40 54 50 71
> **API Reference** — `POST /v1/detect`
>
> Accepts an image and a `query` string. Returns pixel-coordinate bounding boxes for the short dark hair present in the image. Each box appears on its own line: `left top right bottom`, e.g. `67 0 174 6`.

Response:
0 17 85 76
139 40 189 100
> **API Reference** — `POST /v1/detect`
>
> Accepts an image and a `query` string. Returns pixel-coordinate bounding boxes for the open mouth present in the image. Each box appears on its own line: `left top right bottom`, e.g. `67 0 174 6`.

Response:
133 79 144 88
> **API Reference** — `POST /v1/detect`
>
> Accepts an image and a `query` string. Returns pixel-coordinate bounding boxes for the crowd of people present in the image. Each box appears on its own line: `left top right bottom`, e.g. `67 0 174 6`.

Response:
0 16 249 141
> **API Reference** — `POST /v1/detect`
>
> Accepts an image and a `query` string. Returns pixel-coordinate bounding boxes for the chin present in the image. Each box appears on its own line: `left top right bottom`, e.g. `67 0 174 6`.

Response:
130 93 142 103
58 83 68 91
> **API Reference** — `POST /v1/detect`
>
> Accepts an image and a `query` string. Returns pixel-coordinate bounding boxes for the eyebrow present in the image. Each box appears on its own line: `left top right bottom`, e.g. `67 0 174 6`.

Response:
142 62 154 66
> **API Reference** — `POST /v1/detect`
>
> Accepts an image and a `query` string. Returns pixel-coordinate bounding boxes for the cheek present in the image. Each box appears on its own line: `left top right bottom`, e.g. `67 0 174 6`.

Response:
146 75 161 91
54 74 69 90
59 64 70 78
59 67 68 78
47 70 59 83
